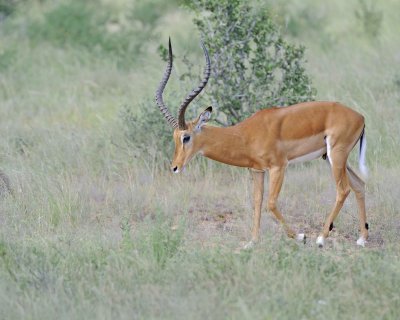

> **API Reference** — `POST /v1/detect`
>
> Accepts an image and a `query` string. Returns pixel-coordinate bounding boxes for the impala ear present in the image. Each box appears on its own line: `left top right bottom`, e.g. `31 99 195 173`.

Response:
195 106 213 131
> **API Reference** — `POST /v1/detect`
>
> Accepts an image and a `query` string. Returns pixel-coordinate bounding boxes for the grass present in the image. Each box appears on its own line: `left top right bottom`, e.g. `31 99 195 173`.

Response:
1 235 400 319
1 0 400 319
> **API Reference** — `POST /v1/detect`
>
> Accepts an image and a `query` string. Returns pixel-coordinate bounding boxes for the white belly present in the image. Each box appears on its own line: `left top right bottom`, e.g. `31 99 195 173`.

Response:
288 148 327 164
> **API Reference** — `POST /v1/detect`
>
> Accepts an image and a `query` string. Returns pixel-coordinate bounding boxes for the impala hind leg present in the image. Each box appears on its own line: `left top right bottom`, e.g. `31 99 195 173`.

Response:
347 165 368 246
244 170 265 249
317 150 350 247
267 167 302 241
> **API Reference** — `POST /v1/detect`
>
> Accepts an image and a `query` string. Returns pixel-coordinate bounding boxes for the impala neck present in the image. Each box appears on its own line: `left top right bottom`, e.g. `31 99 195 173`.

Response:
198 125 252 168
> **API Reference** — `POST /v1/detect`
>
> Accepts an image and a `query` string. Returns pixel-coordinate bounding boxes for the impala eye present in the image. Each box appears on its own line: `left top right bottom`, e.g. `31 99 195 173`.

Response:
182 136 191 144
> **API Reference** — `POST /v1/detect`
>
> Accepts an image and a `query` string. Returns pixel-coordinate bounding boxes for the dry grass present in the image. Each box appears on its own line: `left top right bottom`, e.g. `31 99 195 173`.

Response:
1 159 399 319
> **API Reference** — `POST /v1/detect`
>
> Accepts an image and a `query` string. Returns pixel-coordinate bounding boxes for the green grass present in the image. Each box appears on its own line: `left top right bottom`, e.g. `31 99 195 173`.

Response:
1 201 399 319
1 0 400 319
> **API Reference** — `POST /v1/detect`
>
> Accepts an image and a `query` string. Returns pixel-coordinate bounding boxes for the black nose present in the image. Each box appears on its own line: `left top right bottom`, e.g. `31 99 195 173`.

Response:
172 166 178 172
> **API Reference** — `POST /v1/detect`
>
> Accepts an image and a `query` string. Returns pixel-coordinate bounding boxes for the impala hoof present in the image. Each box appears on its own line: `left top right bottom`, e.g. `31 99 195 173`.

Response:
356 237 367 247
296 233 306 244
316 236 325 248
243 240 256 250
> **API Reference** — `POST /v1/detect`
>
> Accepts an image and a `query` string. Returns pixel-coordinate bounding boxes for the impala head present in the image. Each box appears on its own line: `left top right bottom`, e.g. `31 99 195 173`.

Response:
155 38 211 173
170 106 213 173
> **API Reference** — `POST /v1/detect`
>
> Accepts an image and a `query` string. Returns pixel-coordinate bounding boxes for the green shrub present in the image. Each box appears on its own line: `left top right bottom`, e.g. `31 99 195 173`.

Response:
181 0 316 125
26 0 177 67
29 2 106 48
121 0 315 155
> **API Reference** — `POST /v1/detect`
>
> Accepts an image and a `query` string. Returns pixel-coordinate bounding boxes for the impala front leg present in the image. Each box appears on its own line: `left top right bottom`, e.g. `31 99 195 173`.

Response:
245 170 265 248
252 171 265 240
244 170 265 249
268 166 303 241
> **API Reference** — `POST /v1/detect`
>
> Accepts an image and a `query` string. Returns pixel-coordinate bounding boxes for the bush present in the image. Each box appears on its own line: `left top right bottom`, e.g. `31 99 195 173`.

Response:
181 0 316 125
26 0 180 67
122 0 316 155
28 1 130 64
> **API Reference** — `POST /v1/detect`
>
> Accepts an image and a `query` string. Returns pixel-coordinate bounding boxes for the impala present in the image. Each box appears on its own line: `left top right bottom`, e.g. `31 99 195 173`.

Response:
155 38 369 248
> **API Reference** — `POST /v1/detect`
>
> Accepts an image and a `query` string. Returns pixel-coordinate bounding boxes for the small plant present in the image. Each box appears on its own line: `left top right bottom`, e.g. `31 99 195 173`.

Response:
120 217 134 252
149 215 184 269
127 211 184 270
119 102 174 159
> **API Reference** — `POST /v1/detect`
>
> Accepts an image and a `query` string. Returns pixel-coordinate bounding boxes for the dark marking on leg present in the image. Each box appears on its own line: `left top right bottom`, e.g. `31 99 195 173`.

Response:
365 223 369 230
329 222 334 231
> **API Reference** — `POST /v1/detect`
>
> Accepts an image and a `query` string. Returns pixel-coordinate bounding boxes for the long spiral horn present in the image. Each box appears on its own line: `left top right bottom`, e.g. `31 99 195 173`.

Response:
155 38 178 129
177 41 211 130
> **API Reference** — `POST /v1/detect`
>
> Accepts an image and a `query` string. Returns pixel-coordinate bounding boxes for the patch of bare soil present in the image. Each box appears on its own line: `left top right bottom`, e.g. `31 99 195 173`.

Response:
183 201 386 250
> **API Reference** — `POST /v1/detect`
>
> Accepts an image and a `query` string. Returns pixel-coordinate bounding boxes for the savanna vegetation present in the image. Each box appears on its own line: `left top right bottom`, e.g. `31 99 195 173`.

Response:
0 0 399 319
